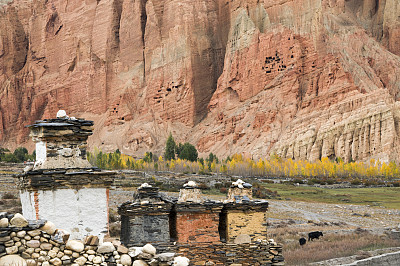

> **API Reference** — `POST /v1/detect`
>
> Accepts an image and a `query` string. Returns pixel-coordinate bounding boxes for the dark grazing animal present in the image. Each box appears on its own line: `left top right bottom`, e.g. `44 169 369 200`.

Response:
308 231 323 241
299 237 307 246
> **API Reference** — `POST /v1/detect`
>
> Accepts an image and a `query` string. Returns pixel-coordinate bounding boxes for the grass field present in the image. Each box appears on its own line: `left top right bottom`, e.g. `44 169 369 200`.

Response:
262 183 400 209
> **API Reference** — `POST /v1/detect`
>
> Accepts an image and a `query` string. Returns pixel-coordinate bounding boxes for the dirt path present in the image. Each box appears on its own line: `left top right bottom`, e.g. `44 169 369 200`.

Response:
267 199 400 231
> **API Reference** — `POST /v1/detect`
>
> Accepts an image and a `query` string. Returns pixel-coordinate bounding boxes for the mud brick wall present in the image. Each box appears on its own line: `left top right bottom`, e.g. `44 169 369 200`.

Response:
175 203 222 243
174 242 284 266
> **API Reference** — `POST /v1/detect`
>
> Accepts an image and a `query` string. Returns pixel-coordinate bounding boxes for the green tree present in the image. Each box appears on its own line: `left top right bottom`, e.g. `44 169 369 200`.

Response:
178 142 198 162
2 153 18 163
207 152 218 163
144 152 153 163
13 147 28 162
164 133 176 161
176 143 183 157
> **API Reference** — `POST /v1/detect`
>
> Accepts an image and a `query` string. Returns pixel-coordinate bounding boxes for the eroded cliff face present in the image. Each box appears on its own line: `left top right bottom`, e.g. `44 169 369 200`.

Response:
0 0 399 162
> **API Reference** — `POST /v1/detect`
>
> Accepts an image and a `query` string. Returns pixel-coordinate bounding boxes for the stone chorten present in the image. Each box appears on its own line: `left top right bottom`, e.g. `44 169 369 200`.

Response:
119 184 174 247
175 181 223 243
221 179 268 243
16 111 116 240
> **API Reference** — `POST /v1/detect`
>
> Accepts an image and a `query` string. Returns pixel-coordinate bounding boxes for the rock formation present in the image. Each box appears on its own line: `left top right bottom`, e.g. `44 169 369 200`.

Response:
0 0 399 162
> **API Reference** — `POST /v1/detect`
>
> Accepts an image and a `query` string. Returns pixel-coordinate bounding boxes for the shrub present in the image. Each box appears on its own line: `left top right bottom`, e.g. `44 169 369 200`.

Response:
219 187 228 194
2 192 17 200
351 179 362 185
109 210 119 223
109 223 120 237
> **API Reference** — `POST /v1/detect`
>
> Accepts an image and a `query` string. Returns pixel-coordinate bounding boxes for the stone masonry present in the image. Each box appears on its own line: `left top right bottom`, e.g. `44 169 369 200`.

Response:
15 112 116 240
118 180 279 264
119 185 173 247
0 212 189 266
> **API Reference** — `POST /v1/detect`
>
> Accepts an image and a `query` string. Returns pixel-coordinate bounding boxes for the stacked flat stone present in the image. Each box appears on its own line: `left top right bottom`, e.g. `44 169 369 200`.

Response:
222 200 269 243
26 117 94 171
0 212 189 266
171 240 284 265
119 187 175 247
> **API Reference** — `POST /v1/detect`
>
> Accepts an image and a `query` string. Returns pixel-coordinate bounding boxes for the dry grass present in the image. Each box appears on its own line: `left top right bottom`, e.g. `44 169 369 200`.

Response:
281 231 400 265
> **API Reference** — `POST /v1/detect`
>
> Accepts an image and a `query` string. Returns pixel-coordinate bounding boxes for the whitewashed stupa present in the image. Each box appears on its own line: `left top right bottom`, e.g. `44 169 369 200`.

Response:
16 111 115 240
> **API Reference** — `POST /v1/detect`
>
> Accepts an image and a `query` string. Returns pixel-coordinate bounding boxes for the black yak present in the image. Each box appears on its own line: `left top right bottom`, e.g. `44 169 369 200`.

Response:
308 231 323 241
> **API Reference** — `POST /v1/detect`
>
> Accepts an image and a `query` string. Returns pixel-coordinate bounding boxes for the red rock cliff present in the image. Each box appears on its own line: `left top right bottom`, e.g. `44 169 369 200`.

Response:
0 0 399 162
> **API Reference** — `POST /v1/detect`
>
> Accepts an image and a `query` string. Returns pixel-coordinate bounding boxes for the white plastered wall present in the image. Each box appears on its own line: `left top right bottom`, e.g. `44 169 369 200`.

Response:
20 188 109 240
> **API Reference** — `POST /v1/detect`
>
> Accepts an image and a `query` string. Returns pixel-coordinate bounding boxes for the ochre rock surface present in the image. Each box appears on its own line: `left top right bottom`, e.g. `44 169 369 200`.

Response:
0 0 400 162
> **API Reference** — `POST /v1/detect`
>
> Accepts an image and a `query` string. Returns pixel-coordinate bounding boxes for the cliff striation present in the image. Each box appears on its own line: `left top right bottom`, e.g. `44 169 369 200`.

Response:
1 0 400 162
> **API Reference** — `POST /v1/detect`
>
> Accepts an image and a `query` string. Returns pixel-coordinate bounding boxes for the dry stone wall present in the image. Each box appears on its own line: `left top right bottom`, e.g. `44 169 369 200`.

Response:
157 242 284 266
0 212 188 266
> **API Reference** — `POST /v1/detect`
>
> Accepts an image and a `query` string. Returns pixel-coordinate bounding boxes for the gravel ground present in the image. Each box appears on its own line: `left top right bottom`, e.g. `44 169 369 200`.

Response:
267 199 400 233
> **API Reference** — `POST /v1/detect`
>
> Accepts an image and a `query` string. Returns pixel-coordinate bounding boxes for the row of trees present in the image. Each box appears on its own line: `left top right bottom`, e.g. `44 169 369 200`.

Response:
0 147 35 163
87 150 400 180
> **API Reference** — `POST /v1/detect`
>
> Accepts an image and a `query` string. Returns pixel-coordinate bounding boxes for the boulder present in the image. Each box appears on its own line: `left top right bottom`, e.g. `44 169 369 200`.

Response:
133 260 148 266
84 235 99 246
117 245 129 254
16 231 26 238
40 243 52 251
6 246 18 255
128 247 143 258
52 229 70 244
120 254 132 265
74 256 87 266
27 230 41 237
40 221 56 235
26 240 40 248
65 240 84 253
173 256 190 266
142 244 156 255
155 253 175 262
97 242 115 254
10 214 28 227
27 220 46 229
0 217 9 228
49 258 62 266
92 256 102 264
0 255 27 266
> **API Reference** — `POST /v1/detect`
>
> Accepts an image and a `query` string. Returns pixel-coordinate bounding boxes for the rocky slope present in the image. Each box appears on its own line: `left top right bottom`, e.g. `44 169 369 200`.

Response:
0 0 399 162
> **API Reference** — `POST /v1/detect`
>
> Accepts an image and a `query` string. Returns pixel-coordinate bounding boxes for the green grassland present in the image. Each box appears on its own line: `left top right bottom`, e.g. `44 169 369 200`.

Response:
262 183 400 209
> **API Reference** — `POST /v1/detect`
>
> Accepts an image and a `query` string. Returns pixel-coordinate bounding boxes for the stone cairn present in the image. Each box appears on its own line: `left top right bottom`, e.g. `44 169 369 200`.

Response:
0 212 190 266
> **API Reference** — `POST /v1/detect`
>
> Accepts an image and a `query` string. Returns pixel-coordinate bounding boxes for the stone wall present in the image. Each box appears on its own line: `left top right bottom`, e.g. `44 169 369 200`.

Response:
158 242 284 265
222 202 269 243
119 186 173 247
175 203 222 243
120 214 171 247
226 212 267 242
28 118 94 170
0 213 188 266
